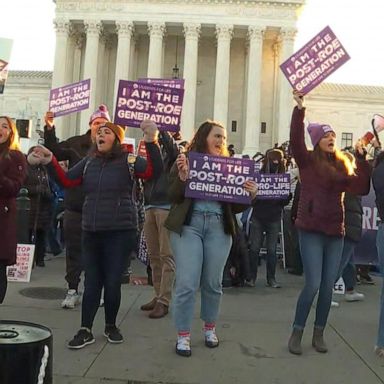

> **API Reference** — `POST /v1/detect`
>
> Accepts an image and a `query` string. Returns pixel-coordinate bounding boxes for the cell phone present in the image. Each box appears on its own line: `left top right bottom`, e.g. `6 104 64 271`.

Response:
361 131 374 146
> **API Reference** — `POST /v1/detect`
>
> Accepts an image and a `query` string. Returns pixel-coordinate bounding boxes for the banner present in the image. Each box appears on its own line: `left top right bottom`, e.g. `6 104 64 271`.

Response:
138 78 185 89
254 173 291 199
0 37 13 94
185 152 258 204
7 244 35 282
49 79 91 117
280 26 350 94
352 185 379 265
114 80 184 132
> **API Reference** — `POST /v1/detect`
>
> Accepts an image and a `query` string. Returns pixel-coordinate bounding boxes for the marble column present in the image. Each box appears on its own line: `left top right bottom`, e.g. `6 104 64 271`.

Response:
181 23 201 141
276 28 297 145
80 19 102 133
147 22 166 78
114 21 134 110
52 18 71 139
243 26 264 155
71 32 84 135
213 25 233 126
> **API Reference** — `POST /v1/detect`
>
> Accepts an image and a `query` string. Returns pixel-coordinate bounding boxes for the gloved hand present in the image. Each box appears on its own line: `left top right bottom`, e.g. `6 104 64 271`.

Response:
140 119 159 143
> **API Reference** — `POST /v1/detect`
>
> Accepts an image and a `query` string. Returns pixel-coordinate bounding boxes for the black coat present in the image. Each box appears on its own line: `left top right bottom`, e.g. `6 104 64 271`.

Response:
24 163 53 230
344 192 363 243
44 126 92 212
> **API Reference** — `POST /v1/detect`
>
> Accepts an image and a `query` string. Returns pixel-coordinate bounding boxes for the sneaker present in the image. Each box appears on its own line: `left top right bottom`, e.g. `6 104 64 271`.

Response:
175 335 191 357
244 279 255 287
331 301 339 308
360 275 375 285
345 291 365 302
104 325 123 344
61 289 80 309
266 279 281 288
204 328 219 348
67 328 95 349
375 346 384 357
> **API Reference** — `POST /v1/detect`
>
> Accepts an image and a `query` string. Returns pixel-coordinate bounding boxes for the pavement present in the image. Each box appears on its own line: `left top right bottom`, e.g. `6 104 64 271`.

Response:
1 254 384 384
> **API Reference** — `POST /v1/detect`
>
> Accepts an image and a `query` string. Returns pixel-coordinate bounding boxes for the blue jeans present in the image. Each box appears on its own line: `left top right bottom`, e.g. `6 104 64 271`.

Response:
335 238 357 291
376 223 384 347
170 212 232 332
249 218 281 281
81 230 136 329
293 230 343 329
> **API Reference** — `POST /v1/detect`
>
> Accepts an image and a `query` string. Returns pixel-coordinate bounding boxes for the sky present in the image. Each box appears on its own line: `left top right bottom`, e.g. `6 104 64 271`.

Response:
0 0 383 87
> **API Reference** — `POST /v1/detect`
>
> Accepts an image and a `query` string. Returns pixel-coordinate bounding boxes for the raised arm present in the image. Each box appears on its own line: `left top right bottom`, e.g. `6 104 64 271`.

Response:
289 91 311 168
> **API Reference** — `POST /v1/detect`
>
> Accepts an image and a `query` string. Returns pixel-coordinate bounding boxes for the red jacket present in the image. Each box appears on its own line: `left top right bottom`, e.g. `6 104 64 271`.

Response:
290 106 371 237
0 150 27 265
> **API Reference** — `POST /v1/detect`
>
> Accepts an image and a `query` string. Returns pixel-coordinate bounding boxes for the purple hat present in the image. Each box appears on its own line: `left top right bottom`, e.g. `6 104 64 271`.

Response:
89 104 111 125
307 123 335 147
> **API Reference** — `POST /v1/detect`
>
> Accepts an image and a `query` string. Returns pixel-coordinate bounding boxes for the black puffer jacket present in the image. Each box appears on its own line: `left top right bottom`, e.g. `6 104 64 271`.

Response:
344 192 363 242
60 142 162 232
143 131 179 206
44 126 92 212
24 163 53 230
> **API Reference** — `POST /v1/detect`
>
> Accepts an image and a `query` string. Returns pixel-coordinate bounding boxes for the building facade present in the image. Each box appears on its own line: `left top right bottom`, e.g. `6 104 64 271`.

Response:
48 0 305 154
1 0 383 155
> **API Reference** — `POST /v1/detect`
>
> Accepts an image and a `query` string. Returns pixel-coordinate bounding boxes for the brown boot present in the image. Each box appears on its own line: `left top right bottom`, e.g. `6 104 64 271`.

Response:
288 328 303 355
312 327 328 353
148 302 169 319
140 298 157 311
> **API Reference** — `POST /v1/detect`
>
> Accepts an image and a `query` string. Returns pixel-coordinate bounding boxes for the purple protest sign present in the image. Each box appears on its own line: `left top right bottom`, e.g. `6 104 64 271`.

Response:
280 26 350 94
49 79 91 117
185 152 258 204
254 173 291 200
114 80 184 132
138 78 185 89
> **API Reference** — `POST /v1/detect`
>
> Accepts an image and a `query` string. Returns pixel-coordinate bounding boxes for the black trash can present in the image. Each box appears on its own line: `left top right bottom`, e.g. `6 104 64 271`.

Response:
0 320 53 384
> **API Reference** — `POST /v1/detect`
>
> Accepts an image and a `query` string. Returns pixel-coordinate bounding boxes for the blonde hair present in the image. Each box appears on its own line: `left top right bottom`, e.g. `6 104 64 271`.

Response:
0 116 21 153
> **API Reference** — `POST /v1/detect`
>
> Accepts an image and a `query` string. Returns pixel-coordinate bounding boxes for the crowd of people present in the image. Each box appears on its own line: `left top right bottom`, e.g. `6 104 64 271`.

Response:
0 89 383 358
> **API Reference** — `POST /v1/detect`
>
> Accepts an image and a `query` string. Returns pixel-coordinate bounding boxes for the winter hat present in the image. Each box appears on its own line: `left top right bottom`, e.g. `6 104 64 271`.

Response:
104 122 125 143
89 104 111 125
266 148 284 162
307 123 335 147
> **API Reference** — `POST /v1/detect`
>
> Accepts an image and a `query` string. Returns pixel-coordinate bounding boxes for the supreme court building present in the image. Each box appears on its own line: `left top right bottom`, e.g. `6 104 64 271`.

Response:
2 0 384 154
49 0 304 154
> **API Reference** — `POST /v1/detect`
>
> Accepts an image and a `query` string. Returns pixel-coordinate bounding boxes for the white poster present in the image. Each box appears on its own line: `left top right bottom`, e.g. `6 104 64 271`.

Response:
7 244 35 282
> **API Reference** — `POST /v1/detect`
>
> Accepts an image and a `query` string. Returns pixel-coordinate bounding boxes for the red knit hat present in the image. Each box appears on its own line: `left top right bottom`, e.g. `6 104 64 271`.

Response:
89 104 111 125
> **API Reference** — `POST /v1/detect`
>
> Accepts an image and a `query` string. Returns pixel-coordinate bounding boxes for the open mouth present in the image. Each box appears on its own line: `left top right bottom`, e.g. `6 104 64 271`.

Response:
98 139 105 145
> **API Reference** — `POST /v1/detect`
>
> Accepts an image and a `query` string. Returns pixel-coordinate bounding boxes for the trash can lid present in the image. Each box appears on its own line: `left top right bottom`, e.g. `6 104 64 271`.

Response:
0 321 51 345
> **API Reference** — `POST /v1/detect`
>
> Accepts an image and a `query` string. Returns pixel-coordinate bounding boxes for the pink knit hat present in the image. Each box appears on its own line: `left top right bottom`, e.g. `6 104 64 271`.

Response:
307 123 335 147
89 104 111 125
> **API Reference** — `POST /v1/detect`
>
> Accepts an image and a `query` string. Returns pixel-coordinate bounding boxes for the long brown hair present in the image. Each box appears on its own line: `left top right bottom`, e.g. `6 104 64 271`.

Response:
0 116 21 157
311 145 355 178
187 120 229 156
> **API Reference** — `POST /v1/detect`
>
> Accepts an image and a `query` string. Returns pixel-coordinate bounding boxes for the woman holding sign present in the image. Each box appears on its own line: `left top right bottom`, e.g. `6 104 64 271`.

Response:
37 120 162 349
0 116 27 303
288 91 371 355
165 120 258 357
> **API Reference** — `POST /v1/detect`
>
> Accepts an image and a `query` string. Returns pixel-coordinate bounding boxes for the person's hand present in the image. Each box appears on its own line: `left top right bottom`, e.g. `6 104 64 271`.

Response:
371 137 381 149
244 179 258 200
35 145 53 165
140 119 159 143
293 90 304 110
354 139 366 157
44 111 54 130
176 153 189 181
